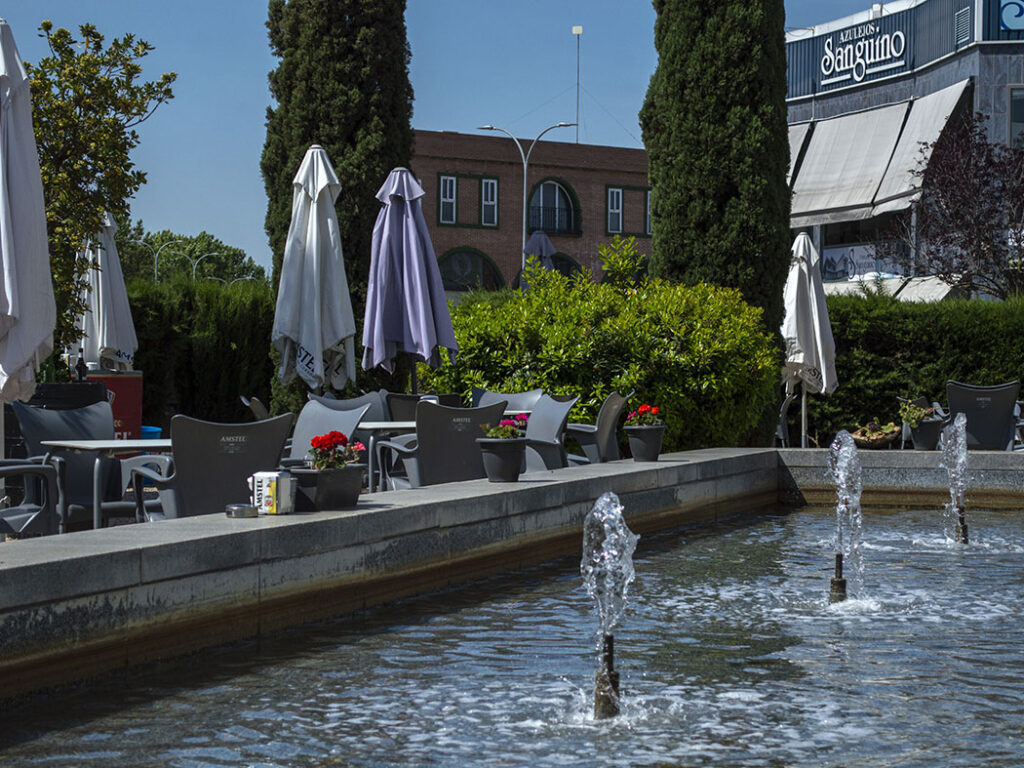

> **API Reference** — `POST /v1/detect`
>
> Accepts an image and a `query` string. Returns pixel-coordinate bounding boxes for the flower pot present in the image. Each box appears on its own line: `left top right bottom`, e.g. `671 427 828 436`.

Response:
625 425 666 462
910 419 943 450
476 437 527 482
291 465 364 511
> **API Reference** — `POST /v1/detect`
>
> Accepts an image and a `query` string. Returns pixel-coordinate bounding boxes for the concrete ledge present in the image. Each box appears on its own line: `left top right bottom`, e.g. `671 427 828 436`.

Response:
2 446 1021 701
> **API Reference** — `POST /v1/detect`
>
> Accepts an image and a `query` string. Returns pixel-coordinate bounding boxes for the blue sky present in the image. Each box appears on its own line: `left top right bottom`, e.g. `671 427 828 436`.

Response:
2 1 870 272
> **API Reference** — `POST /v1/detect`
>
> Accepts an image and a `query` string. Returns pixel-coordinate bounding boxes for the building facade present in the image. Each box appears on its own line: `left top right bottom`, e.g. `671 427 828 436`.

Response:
786 0 1024 280
410 130 650 293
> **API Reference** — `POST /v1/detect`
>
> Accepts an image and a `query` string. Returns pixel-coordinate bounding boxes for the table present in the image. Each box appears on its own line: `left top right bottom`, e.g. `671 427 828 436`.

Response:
41 439 173 529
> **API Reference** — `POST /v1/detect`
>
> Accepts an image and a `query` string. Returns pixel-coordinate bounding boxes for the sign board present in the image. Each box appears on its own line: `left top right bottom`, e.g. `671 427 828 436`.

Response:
87 371 142 440
822 243 902 281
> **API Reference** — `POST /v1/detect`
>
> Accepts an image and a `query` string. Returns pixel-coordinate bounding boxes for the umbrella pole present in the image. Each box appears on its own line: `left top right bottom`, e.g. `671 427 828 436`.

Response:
801 385 808 448
409 355 418 395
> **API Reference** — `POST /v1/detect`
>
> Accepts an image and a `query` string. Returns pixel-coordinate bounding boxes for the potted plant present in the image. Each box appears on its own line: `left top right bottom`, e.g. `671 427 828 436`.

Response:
899 399 943 450
624 403 666 462
476 414 529 482
850 419 901 449
292 430 366 510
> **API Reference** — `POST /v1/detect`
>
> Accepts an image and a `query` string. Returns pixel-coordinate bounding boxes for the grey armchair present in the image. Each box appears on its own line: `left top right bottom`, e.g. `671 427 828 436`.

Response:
523 394 579 472
131 413 293 520
285 401 370 467
376 401 505 489
0 461 59 537
566 391 630 464
472 387 543 411
12 400 168 531
945 380 1020 450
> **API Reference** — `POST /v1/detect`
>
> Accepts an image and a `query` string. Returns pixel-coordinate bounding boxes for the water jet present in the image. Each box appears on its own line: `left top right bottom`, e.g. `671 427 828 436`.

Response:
827 431 863 602
581 491 637 719
941 413 969 544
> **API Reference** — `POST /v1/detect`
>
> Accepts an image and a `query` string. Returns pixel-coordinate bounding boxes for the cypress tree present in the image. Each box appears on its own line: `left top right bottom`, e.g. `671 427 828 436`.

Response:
262 0 413 308
640 0 791 331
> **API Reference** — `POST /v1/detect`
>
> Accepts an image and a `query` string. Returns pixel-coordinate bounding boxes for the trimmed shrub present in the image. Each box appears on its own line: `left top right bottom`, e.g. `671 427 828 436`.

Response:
794 294 1024 446
128 278 275 428
417 265 778 451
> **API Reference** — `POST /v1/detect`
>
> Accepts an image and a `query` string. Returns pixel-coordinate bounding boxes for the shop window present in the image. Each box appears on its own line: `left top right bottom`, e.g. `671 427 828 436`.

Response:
1011 88 1024 146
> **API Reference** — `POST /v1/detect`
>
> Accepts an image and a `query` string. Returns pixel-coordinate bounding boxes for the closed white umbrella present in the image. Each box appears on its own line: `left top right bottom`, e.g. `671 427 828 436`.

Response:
0 19 56 404
72 212 137 371
781 232 837 447
272 145 357 391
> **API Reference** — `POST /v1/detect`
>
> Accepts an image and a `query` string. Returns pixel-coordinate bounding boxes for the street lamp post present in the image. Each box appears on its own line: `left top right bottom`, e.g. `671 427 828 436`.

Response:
477 122 575 277
134 239 184 283
191 253 222 281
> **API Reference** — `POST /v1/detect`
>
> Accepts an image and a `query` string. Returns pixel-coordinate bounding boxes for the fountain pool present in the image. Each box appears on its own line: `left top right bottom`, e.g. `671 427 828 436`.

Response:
3 505 1023 767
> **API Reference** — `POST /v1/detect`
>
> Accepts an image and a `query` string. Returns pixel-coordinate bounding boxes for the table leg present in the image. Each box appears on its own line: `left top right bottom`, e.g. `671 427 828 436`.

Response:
93 455 103 529
368 433 378 493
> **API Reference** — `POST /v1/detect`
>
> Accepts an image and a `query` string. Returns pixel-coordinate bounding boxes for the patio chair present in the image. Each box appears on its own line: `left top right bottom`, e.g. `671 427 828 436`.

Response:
284 401 370 467
131 413 293 520
945 380 1020 451
12 400 169 531
240 395 269 421
472 387 543 412
375 401 505 490
0 461 60 537
566 391 631 465
523 394 579 472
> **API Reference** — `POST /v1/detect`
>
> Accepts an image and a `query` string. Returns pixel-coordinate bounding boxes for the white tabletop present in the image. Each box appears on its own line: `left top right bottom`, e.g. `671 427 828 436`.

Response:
41 439 173 453
360 421 416 431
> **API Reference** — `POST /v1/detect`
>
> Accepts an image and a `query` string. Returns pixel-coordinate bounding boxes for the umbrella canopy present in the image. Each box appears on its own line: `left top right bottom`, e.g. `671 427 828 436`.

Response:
272 145 357 390
73 212 137 371
524 230 556 270
782 232 838 396
362 167 457 375
0 19 56 402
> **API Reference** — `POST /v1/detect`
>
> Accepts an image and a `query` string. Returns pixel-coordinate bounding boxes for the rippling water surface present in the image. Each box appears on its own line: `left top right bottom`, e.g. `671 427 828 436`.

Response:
3 507 1024 767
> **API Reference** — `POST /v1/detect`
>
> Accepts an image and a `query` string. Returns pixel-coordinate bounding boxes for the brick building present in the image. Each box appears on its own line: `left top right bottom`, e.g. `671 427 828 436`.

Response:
410 129 650 292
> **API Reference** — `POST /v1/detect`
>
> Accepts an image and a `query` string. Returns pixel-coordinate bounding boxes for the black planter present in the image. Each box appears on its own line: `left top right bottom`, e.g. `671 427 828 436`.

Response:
476 437 527 482
292 465 364 511
625 425 666 462
910 419 943 450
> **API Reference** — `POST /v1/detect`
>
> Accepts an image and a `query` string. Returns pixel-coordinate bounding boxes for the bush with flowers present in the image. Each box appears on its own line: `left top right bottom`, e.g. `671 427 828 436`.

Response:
625 403 664 427
482 413 529 439
309 430 365 470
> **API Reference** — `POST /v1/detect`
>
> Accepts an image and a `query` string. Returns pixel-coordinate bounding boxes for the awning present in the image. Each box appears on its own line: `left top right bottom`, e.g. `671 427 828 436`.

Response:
788 122 811 185
791 102 909 228
872 79 970 216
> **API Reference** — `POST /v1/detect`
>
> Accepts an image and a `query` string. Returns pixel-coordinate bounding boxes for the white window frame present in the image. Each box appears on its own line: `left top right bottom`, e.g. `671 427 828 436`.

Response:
607 187 623 234
481 178 498 227
440 175 457 224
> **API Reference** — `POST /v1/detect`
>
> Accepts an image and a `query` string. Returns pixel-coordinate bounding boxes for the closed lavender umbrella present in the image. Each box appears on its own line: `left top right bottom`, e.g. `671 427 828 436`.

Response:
524 230 556 270
0 19 56 403
273 145 357 391
362 168 457 386
72 212 137 371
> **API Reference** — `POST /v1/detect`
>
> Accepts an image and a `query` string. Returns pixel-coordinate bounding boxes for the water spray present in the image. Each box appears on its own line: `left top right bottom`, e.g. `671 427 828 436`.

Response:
581 492 637 719
827 431 863 603
941 413 969 545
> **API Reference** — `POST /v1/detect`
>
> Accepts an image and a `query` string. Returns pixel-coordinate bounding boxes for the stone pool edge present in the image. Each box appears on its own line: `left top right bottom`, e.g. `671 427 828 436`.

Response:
1 446 1021 701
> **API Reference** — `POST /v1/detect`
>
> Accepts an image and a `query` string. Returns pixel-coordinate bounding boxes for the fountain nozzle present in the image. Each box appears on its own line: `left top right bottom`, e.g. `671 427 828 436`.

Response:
829 552 847 603
955 504 969 544
594 633 620 719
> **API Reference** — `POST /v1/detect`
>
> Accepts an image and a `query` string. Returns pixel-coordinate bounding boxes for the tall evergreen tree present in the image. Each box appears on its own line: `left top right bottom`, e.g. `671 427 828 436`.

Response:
262 0 413 306
640 0 791 331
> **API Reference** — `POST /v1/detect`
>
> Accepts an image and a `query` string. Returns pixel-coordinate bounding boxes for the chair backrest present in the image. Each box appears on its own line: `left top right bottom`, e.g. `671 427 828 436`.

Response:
169 413 293 517
412 401 505 486
594 391 629 461
240 395 269 420
525 394 579 444
946 380 1020 450
289 401 371 463
309 390 388 420
386 392 424 421
12 400 120 507
476 388 543 412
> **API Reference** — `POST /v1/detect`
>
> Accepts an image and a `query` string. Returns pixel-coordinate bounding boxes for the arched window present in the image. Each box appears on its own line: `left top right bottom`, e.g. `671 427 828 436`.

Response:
438 248 505 292
529 180 576 235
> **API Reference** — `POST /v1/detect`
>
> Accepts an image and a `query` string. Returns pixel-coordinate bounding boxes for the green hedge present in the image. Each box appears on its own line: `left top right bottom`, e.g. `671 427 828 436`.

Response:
417 266 778 451
128 278 275 429
796 294 1024 446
